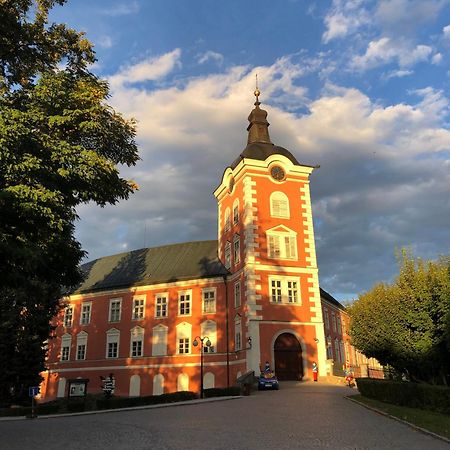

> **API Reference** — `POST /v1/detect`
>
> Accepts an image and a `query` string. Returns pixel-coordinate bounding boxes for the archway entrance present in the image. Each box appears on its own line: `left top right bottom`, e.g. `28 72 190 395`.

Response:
274 333 303 380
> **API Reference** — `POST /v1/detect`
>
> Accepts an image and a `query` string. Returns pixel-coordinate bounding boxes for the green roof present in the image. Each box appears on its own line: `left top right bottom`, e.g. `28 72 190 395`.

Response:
75 240 228 294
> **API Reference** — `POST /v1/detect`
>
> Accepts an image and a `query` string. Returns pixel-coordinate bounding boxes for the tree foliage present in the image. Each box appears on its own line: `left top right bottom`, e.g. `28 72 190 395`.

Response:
349 250 450 385
0 0 139 404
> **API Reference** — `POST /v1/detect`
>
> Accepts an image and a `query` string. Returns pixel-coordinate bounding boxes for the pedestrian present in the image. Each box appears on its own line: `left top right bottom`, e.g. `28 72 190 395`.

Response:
264 361 271 373
312 361 318 382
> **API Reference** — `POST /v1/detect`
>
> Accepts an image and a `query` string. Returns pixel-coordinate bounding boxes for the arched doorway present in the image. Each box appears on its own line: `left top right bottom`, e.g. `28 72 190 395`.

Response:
274 333 303 380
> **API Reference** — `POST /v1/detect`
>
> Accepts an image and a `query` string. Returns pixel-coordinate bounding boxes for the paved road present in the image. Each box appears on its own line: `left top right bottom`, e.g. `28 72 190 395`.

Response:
1 382 447 450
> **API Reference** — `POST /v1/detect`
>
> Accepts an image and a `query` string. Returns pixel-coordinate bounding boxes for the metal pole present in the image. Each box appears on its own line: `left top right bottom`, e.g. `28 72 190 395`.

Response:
200 342 204 399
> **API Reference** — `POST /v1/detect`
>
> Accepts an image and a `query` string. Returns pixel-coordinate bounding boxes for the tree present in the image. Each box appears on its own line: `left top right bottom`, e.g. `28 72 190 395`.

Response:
349 250 450 385
0 1 139 404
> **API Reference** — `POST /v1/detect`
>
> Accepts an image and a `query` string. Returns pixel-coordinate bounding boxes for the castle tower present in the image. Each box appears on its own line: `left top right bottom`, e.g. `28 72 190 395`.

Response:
214 89 327 379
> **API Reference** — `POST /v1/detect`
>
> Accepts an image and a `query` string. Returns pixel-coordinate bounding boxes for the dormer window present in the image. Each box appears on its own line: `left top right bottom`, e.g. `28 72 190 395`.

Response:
270 191 290 218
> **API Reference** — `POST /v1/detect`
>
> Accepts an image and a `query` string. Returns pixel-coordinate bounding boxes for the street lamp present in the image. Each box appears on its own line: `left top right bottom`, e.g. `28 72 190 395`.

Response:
193 335 211 399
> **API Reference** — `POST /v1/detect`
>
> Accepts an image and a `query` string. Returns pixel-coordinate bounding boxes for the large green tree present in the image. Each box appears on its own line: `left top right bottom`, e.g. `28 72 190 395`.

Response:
0 0 139 404
349 251 450 385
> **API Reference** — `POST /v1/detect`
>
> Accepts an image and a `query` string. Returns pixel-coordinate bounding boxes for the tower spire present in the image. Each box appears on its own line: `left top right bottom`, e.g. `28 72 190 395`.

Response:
247 76 272 144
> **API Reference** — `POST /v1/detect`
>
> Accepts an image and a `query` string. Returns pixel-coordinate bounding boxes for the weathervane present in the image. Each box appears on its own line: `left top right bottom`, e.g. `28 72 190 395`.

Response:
254 73 260 105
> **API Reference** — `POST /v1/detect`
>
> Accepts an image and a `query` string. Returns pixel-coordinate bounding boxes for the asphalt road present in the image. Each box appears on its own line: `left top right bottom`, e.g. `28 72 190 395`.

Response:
0 382 447 450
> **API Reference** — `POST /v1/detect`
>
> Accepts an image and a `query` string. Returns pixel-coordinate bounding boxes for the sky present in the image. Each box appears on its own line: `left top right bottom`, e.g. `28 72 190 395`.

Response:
49 0 450 301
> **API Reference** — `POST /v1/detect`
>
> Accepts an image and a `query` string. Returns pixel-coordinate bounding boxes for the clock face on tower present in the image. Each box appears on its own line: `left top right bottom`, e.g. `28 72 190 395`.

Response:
270 165 285 181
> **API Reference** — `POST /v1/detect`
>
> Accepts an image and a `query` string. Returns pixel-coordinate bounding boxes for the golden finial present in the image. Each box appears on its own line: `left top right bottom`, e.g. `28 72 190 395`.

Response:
254 73 260 104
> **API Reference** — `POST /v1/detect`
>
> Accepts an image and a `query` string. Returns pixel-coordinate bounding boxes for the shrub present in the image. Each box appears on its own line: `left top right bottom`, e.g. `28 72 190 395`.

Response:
357 378 450 414
203 386 241 398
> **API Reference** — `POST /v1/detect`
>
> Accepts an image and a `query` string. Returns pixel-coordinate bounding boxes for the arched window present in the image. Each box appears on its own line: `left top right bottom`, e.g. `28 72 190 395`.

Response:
232 198 239 224
153 374 164 395
177 373 189 391
270 191 290 218
201 320 217 353
152 324 168 356
204 372 215 389
129 374 140 397
224 207 231 232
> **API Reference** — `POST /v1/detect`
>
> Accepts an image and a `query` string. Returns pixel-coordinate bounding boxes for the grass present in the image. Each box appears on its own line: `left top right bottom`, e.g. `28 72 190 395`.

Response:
349 394 450 440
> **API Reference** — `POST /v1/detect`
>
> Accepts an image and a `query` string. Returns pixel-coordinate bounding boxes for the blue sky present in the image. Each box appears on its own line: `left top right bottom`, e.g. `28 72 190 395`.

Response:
50 0 450 300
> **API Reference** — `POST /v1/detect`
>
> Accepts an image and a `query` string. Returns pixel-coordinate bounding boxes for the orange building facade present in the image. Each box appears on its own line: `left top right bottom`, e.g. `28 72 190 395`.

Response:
42 93 364 400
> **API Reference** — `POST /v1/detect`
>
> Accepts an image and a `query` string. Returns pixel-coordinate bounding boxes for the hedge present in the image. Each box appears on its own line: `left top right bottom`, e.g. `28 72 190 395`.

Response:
356 378 450 415
203 386 241 398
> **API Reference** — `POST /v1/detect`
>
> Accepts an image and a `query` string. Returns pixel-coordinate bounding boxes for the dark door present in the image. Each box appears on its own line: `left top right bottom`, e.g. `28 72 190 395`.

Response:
274 333 303 380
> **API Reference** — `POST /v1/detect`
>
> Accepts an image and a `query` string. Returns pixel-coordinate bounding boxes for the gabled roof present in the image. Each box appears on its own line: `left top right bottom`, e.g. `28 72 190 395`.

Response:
320 288 346 310
74 240 228 294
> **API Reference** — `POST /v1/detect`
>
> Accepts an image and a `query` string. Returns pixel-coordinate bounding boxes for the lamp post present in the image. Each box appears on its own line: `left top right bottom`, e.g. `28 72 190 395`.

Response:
193 335 211 399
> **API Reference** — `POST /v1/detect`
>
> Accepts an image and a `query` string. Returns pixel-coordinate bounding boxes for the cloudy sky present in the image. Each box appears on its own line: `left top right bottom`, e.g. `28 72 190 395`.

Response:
50 0 450 301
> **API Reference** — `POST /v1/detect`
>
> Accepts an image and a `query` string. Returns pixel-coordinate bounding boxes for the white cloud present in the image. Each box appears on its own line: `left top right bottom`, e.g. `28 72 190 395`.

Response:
443 24 450 39
108 49 182 89
383 69 414 79
102 1 139 16
431 52 442 64
97 35 113 49
197 51 224 66
351 37 432 70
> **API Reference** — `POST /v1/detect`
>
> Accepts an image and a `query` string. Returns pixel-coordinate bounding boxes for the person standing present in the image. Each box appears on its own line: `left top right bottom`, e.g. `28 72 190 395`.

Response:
312 361 318 382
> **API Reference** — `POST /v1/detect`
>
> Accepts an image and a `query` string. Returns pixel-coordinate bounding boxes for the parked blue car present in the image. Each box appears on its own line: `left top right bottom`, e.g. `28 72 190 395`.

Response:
258 371 279 390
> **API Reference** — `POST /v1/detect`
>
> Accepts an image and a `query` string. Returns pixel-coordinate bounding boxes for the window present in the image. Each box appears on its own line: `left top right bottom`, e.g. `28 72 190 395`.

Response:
323 308 330 330
334 338 341 362
76 332 87 360
233 199 239 224
176 322 192 355
201 320 217 353
266 227 297 260
224 241 231 269
270 191 290 218
234 317 241 351
269 276 301 304
224 207 231 232
132 296 145 320
106 329 120 358
80 302 92 325
326 337 332 359
63 306 73 327
234 281 241 308
60 334 71 361
130 327 144 357
233 235 240 264
202 289 216 314
331 312 336 332
155 293 168 318
152 325 168 356
337 316 342 334
109 298 122 322
178 291 191 316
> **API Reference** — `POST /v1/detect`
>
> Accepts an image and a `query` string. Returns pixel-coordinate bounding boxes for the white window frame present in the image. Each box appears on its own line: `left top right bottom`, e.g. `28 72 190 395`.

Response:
224 207 231 232
201 320 217 353
130 326 144 357
109 298 122 322
233 234 240 264
266 226 297 260
155 293 168 318
80 302 92 325
234 317 242 351
76 331 88 360
63 306 73 328
176 322 192 355
106 328 120 359
224 241 231 269
202 288 216 314
60 334 71 361
132 295 146 320
152 324 168 356
234 280 241 308
269 276 301 304
270 191 290 218
232 198 239 224
178 290 192 316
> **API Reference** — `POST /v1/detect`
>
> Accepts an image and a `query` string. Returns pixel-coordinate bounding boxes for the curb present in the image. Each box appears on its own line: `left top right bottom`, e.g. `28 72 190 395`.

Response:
0 395 242 422
345 395 450 445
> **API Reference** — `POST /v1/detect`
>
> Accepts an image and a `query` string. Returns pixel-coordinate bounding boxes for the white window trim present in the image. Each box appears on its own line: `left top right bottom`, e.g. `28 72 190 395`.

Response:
202 288 216 314
76 331 88 360
270 191 290 218
176 322 192 355
155 293 169 319
132 295 146 321
130 326 144 358
233 234 240 265
234 280 241 308
106 328 120 359
178 290 192 317
108 298 122 323
63 306 73 328
60 334 72 362
224 241 231 269
266 226 298 260
232 198 239 224
224 207 231 232
79 302 92 326
268 275 301 305
200 320 217 353
234 317 242 351
152 324 168 356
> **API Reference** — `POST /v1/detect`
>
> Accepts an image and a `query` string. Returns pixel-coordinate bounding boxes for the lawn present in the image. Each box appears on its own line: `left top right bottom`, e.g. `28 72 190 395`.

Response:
349 394 450 441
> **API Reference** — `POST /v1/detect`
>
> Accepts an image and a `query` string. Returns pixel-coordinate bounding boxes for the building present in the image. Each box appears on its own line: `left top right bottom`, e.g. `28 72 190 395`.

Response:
41 89 365 400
